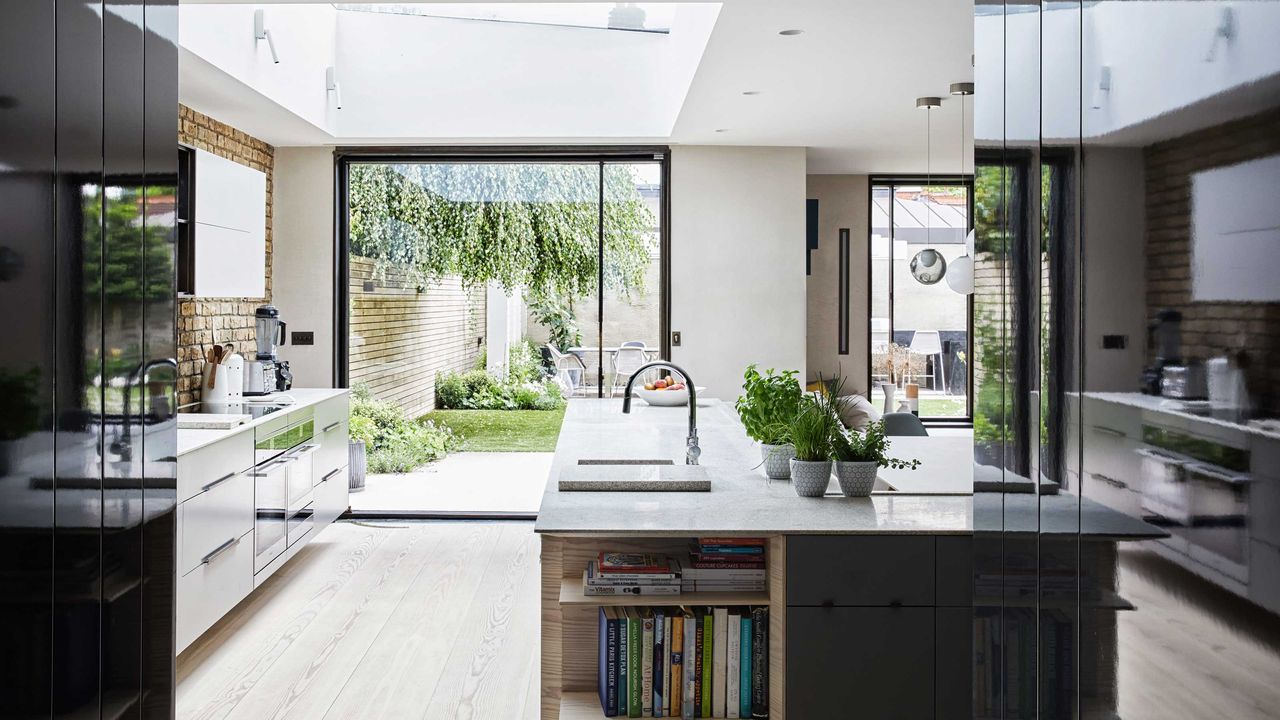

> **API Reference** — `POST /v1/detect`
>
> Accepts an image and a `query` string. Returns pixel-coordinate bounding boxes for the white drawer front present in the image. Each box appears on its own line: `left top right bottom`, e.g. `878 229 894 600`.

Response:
314 395 349 484
315 464 349 527
179 470 255 576
177 430 254 503
177 529 253 652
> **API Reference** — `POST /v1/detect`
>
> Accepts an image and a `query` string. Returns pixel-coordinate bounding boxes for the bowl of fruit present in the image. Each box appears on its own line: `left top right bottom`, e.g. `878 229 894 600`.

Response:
632 375 705 407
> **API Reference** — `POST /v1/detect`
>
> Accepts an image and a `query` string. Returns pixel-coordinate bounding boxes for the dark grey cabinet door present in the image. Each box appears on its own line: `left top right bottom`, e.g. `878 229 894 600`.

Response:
788 535 936 606
935 607 973 720
788 606 935 719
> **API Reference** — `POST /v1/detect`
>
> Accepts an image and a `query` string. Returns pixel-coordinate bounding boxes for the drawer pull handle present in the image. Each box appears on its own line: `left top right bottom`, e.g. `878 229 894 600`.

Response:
201 472 237 493
201 537 239 564
323 422 341 433
322 468 343 483
288 444 320 457
1093 473 1127 489
1093 425 1126 438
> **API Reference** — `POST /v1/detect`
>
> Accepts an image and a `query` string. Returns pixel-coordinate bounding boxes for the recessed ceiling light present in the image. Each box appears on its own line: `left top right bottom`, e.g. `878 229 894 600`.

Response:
779 29 804 36
742 90 761 96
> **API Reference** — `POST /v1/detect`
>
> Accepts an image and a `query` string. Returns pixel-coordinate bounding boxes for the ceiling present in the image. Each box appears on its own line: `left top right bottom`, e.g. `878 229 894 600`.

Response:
179 0 975 174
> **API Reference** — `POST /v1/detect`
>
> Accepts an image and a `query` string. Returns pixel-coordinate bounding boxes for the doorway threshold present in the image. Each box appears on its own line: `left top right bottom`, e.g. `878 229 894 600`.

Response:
342 509 538 522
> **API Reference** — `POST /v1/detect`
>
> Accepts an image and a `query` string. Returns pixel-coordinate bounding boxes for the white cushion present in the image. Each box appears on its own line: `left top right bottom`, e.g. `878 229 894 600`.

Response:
835 394 881 431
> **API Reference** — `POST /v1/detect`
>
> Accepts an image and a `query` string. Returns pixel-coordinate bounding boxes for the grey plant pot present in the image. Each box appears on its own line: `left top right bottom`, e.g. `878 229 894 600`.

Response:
348 440 367 493
834 460 879 497
761 443 795 479
790 458 833 497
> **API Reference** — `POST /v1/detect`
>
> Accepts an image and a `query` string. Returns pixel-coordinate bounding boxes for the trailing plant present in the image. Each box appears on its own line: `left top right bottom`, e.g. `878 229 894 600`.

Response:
735 365 803 446
347 163 654 300
830 420 921 470
788 397 838 462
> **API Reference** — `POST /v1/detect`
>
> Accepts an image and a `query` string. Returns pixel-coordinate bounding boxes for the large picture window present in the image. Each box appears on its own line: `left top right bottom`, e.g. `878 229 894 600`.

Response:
869 176 973 422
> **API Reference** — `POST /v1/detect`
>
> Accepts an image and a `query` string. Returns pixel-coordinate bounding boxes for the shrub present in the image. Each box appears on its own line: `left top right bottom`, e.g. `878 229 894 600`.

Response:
435 368 564 411
350 382 457 473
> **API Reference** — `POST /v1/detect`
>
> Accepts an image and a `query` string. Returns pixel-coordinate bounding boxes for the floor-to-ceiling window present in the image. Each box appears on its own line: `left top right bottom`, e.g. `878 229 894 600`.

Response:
335 148 667 515
869 177 973 422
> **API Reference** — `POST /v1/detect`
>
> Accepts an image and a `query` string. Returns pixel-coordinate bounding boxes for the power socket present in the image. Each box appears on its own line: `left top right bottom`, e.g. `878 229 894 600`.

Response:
291 331 315 346
671 330 682 347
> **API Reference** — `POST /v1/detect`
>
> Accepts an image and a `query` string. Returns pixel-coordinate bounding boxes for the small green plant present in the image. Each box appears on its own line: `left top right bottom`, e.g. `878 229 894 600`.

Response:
788 397 838 461
528 294 582 352
0 368 41 441
435 368 564 411
350 382 458 473
735 365 803 445
831 420 921 469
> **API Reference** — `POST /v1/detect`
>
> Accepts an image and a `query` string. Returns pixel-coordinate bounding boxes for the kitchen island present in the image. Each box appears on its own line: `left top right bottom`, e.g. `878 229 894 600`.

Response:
535 399 1164 719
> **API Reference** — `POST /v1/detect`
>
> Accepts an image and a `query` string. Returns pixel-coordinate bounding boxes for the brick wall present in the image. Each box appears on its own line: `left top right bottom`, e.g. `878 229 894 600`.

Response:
176 105 274 405
1144 108 1280 412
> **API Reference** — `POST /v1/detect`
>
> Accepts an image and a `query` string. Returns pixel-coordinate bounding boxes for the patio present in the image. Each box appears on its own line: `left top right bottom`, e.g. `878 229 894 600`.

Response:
350 451 553 515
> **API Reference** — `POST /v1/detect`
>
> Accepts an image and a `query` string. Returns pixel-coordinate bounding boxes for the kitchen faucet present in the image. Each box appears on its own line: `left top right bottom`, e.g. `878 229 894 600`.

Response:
110 357 178 461
621 361 700 465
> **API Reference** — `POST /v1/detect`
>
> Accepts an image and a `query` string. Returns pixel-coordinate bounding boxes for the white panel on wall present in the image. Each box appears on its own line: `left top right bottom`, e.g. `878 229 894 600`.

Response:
1191 153 1280 302
194 222 265 298
193 148 267 298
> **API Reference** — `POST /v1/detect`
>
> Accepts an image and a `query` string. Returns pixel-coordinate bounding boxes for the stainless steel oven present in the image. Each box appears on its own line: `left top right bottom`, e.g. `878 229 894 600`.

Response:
253 412 315 574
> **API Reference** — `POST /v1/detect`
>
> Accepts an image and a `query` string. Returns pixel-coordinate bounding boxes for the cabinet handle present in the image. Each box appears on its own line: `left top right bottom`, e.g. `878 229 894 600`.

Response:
322 468 342 483
1092 473 1127 489
323 422 341 433
250 458 290 476
1092 425 1126 438
1183 461 1251 485
201 471 237 493
201 536 239 564
287 444 320 458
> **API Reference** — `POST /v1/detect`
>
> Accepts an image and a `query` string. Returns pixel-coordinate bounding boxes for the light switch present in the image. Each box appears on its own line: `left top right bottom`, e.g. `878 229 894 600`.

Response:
671 331 682 347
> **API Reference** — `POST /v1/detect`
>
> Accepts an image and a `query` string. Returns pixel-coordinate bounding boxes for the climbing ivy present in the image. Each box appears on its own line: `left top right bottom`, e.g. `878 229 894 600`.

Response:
348 162 654 302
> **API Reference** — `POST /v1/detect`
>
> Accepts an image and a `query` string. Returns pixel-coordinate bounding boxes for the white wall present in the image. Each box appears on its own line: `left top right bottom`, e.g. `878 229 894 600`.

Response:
669 146 807 401
806 174 869 391
272 146 336 388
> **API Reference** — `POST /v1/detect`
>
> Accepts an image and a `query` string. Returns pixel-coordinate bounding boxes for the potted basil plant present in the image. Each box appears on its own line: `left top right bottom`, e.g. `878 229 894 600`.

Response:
830 420 920 497
788 398 838 497
735 365 803 479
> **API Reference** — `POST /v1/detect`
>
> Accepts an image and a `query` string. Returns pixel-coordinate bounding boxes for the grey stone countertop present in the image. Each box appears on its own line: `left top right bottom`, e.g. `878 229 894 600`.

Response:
533 398 973 536
177 388 348 456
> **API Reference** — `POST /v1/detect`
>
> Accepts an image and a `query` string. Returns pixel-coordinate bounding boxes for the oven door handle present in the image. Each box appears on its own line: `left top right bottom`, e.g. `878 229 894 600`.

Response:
250 458 291 476
1183 461 1251 485
1136 447 1189 467
286 443 320 458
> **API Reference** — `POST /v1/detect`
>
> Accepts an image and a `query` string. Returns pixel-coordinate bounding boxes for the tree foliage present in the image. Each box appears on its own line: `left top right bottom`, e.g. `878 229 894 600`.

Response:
347 163 655 302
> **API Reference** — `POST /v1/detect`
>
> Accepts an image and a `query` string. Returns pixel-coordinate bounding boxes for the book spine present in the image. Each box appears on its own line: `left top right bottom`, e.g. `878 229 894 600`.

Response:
701 613 713 718
629 614 642 718
654 611 665 717
739 617 752 719
601 609 619 716
662 615 673 717
696 538 767 546
750 607 768 718
671 616 683 716
713 608 728 717
584 584 681 596
696 546 764 555
726 612 740 719
642 616 655 716
683 616 697 720
620 616 629 717
693 617 704 716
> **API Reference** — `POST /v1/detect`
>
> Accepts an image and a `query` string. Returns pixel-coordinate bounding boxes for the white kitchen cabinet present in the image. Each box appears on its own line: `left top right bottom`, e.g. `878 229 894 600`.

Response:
178 470 255 576
191 148 266 298
177 528 254 652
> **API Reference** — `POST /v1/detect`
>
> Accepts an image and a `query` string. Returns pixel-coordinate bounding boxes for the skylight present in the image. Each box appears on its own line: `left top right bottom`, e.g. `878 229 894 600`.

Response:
333 3 676 34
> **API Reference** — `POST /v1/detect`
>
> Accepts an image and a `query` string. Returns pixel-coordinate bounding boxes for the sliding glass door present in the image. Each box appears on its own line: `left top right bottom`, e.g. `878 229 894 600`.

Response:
869 177 973 422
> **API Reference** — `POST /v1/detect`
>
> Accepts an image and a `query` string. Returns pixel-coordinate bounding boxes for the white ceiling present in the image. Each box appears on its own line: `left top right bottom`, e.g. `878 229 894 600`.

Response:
179 0 975 174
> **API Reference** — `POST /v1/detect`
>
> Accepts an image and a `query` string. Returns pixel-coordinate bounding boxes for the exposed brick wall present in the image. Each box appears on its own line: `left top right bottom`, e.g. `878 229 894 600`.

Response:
1144 108 1280 413
176 105 274 405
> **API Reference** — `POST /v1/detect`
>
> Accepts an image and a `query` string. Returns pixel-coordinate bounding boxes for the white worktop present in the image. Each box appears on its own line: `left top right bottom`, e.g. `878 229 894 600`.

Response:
1084 391 1280 442
177 388 348 456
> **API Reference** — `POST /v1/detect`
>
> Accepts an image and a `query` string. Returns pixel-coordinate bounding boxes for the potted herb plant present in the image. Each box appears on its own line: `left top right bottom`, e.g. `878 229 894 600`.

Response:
735 365 803 479
787 396 839 497
830 419 920 497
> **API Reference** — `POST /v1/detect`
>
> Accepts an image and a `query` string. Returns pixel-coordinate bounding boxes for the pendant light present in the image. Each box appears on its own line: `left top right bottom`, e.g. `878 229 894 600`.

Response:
911 96 947 285
947 82 976 295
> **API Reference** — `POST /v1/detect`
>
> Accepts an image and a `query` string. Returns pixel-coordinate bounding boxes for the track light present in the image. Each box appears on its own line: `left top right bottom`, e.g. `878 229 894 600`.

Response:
326 66 342 110
254 9 280 64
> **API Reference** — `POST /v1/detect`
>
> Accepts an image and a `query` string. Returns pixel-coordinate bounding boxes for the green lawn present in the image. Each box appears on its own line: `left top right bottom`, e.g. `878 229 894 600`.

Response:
422 407 567 452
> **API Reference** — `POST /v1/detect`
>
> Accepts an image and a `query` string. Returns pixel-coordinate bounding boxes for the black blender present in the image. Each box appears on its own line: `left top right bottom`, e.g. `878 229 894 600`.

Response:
244 305 290 395
1141 309 1182 395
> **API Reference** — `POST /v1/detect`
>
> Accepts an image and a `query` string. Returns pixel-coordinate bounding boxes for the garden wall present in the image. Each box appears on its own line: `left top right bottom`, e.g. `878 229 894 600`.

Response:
349 256 486 418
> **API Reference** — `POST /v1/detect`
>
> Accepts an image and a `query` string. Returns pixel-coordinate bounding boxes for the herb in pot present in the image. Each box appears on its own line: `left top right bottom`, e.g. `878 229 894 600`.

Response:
831 419 920 469
735 365 803 445
788 397 838 461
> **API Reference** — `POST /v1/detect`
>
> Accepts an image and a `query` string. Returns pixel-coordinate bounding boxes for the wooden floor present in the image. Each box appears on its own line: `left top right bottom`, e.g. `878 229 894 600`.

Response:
177 520 541 720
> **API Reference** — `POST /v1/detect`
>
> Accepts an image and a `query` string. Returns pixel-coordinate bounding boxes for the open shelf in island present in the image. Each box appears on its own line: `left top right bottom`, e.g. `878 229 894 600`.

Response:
559 577 769 607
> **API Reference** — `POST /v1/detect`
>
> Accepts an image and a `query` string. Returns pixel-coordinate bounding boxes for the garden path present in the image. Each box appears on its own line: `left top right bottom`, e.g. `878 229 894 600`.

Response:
351 452 552 515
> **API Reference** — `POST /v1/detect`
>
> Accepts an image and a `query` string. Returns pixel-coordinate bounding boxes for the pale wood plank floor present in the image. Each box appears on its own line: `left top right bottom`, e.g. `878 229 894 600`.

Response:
177 520 541 720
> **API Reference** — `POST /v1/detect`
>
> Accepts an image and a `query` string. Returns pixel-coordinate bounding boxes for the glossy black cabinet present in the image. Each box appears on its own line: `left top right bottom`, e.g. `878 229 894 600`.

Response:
1 1 177 717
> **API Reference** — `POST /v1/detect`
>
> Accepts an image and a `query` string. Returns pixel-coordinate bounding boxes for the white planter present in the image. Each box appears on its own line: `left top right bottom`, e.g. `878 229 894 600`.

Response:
834 461 879 497
761 443 795 479
349 440 367 492
790 458 833 497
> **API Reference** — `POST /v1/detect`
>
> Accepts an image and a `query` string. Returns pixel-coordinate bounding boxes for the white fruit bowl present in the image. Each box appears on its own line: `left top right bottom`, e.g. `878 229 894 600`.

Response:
632 385 707 407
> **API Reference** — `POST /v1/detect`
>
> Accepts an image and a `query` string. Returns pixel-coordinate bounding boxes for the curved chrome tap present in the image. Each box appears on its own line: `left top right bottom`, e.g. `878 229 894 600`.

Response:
621 361 700 465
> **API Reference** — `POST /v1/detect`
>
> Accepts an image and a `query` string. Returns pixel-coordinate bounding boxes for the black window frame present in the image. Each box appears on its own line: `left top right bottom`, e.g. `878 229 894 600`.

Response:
332 145 672 397
867 173 975 426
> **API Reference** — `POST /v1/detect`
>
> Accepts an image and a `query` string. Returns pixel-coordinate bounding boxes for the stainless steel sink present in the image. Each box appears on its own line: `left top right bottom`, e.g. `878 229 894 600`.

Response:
577 458 675 466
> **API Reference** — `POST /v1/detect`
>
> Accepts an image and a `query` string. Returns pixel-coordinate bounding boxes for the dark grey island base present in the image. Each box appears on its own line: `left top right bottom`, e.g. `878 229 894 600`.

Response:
535 400 1163 719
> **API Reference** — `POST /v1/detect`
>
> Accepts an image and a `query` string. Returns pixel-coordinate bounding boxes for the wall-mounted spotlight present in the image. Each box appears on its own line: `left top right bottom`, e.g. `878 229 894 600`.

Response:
254 9 280 64
1091 65 1112 110
326 66 342 110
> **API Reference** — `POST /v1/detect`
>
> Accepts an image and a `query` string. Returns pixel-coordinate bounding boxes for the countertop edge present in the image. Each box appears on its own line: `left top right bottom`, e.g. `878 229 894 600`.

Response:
177 388 349 456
